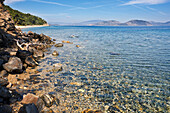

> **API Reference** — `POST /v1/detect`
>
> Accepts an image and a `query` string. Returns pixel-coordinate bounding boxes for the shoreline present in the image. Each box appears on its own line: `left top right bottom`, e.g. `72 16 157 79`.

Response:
15 24 50 29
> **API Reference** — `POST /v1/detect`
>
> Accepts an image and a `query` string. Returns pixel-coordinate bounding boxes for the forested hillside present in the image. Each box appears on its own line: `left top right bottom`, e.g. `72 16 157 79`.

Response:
4 5 47 26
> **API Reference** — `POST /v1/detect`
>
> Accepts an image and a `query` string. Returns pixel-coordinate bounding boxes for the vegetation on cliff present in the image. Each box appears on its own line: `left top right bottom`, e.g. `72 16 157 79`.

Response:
4 5 47 26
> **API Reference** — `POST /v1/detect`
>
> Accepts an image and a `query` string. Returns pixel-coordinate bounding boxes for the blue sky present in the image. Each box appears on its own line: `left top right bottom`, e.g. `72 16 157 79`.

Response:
4 0 170 23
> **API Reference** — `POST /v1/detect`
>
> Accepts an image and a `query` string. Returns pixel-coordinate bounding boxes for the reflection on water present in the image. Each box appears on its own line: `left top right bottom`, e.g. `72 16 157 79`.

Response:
23 26 170 112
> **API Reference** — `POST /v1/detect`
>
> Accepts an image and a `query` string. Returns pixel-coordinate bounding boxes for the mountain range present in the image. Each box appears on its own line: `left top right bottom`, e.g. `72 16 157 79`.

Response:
50 20 170 26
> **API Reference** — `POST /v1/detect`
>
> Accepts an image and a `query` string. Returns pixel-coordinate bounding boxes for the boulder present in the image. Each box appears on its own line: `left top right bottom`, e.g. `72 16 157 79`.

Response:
18 103 39 113
16 50 32 61
25 56 38 67
54 43 63 47
21 93 39 105
3 57 23 73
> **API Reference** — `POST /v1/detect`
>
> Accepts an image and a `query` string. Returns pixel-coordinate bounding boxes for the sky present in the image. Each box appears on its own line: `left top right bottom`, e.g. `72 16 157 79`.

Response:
4 0 170 23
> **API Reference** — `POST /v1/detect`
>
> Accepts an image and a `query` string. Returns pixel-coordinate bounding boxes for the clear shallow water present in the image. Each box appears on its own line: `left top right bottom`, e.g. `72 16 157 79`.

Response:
23 26 170 112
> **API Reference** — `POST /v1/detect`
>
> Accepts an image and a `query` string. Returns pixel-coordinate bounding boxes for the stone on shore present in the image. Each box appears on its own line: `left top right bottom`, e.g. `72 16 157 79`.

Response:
21 93 39 105
52 51 59 56
25 56 38 67
0 105 12 113
0 77 8 86
18 103 39 113
54 43 63 47
16 50 33 61
0 70 8 77
3 57 23 73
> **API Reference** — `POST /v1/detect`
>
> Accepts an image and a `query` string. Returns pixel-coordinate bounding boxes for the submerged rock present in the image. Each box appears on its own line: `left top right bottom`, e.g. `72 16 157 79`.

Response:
40 93 56 108
52 51 59 56
3 57 23 73
54 43 63 47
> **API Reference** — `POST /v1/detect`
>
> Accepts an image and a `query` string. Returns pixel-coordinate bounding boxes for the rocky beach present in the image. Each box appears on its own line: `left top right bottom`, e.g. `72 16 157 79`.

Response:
0 0 64 112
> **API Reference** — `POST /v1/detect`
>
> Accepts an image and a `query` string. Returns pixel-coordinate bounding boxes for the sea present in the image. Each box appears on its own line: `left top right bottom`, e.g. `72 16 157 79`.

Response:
23 26 170 112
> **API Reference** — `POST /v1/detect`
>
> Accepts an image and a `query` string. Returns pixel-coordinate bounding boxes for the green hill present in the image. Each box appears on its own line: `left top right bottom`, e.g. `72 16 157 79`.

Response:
4 5 47 26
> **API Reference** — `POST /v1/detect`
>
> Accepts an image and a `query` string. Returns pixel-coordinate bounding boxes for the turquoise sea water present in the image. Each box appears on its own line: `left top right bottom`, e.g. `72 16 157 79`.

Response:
23 26 170 112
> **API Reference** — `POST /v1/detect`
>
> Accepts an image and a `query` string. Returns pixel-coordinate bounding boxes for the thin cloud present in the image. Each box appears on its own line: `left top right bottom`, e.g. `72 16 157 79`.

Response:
4 0 25 4
123 0 169 5
32 0 74 7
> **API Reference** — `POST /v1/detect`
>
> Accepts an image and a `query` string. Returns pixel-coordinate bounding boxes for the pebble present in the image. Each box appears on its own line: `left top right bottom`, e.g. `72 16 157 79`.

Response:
52 51 59 56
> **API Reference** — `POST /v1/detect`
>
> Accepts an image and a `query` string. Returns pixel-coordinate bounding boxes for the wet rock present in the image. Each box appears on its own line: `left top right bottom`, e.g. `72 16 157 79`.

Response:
40 94 55 108
27 31 34 35
0 70 8 77
18 103 39 113
16 50 32 61
25 56 38 67
0 58 4 67
0 77 8 86
21 93 39 105
3 57 23 73
52 51 59 56
0 105 12 113
54 43 63 47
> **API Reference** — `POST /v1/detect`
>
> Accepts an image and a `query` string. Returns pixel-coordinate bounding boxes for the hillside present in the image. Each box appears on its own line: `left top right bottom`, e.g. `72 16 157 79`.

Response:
4 5 47 26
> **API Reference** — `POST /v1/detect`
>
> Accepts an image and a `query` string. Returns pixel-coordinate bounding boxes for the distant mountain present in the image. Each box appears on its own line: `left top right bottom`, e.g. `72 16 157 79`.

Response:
92 20 121 26
50 20 170 26
125 20 152 26
92 20 152 26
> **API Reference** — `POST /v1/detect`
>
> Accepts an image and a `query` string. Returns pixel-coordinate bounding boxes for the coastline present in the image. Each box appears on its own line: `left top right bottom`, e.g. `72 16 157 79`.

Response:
15 24 50 29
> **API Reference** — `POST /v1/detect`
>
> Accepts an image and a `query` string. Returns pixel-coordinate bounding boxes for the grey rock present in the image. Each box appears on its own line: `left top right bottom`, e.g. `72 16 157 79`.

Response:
3 57 23 73
18 103 39 113
0 105 12 113
0 86 12 98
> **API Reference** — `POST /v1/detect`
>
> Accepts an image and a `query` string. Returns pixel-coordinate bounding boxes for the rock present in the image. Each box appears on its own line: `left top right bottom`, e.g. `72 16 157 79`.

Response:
25 56 38 67
18 103 39 113
0 77 8 86
36 98 45 112
0 58 4 67
52 51 59 56
53 39 56 41
16 50 33 61
76 45 80 48
54 43 63 47
0 70 8 77
3 57 23 73
21 93 39 105
0 85 12 98
52 63 62 72
40 94 55 108
0 105 12 113
27 31 34 35
33 50 44 58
